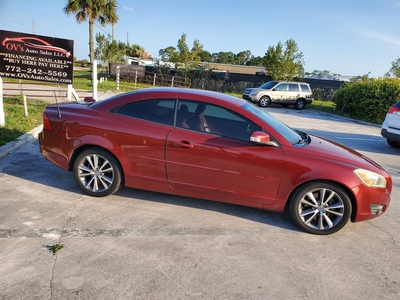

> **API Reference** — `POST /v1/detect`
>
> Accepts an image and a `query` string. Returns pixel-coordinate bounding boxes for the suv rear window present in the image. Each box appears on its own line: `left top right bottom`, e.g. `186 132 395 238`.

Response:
300 84 311 93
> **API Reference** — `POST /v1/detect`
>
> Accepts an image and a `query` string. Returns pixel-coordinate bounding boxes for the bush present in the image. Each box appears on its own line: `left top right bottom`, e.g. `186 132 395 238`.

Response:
311 88 337 101
335 78 400 124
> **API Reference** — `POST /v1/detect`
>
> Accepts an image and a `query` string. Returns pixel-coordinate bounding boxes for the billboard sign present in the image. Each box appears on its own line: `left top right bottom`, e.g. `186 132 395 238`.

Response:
0 30 74 84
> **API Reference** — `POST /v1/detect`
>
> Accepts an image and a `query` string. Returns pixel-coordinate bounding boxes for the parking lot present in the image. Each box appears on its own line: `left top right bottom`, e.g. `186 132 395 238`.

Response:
0 106 399 300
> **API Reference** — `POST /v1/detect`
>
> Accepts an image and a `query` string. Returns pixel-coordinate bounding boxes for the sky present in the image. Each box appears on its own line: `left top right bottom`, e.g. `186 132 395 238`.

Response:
0 0 399 78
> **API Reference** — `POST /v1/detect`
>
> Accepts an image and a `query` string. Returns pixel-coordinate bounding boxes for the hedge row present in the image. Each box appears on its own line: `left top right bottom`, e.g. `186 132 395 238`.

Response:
336 78 400 124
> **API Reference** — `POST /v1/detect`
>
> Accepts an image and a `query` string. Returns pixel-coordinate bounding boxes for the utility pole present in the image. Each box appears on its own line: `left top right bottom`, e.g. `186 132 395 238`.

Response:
32 20 35 34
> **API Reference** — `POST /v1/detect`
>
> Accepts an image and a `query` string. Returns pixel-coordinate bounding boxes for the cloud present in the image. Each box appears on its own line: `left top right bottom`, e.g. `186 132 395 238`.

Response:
360 28 400 47
123 6 133 11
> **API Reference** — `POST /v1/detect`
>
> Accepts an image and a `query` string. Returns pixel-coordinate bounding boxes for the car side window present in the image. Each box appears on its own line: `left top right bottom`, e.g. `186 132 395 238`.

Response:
115 99 175 125
300 84 311 93
288 84 300 92
177 100 262 142
275 84 288 91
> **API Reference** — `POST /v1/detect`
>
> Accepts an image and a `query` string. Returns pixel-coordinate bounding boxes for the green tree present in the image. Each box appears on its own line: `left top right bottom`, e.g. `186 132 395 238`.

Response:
94 33 126 65
212 51 236 64
387 58 400 78
199 50 212 62
159 33 204 76
159 46 179 62
126 44 152 59
246 55 264 67
63 0 119 76
235 50 252 65
263 39 305 80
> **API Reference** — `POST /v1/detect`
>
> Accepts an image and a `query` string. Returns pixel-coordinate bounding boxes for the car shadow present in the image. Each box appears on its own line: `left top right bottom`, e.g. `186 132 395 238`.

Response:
114 185 300 233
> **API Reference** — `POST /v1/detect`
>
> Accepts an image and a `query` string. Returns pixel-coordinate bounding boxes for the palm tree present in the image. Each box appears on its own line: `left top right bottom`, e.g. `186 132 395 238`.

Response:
63 0 119 69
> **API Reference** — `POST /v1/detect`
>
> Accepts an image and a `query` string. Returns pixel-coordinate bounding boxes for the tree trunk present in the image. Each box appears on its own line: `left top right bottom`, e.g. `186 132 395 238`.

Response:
89 20 95 88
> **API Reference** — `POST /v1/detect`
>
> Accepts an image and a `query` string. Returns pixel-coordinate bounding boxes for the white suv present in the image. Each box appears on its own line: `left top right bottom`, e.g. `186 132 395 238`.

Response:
242 80 313 110
381 100 400 148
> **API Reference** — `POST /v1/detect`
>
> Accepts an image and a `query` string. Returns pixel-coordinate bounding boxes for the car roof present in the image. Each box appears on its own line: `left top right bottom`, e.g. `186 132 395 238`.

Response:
90 87 246 112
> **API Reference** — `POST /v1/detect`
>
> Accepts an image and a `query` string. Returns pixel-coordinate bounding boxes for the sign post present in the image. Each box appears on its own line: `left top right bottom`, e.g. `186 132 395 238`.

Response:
0 77 4 127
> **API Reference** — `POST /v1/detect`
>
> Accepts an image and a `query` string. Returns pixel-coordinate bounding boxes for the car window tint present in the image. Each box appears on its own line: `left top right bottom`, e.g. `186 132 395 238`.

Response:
288 84 300 92
178 100 261 142
300 84 311 93
276 84 288 91
116 99 175 125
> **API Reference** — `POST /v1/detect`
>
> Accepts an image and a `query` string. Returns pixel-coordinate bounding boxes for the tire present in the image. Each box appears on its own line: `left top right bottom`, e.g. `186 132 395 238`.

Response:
259 96 271 107
73 147 122 197
295 99 306 110
289 181 352 235
387 139 400 148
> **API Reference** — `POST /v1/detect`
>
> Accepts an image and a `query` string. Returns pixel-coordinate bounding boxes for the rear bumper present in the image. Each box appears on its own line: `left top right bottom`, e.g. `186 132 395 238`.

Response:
38 130 70 171
381 127 400 142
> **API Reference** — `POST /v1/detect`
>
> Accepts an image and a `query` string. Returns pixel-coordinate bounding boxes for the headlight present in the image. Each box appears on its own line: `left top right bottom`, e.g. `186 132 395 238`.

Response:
354 168 386 188
250 91 257 96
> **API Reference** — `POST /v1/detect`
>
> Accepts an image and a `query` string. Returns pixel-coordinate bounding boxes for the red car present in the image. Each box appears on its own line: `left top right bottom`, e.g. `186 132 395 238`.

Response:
39 88 392 234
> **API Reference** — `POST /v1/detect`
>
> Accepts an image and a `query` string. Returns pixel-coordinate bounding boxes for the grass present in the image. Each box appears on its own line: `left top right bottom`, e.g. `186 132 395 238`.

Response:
0 96 48 146
47 243 65 255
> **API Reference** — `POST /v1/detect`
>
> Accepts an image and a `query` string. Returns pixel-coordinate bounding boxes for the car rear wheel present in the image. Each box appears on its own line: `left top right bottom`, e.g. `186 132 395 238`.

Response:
73 148 122 197
290 181 351 235
387 139 400 148
259 96 271 107
295 99 306 110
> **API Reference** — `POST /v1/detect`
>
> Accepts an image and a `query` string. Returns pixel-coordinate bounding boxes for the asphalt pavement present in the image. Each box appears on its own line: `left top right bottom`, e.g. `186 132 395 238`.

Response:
0 97 399 300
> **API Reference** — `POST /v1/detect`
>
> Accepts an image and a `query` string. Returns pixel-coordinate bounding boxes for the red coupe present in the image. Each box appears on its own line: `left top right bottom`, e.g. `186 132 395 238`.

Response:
39 87 392 234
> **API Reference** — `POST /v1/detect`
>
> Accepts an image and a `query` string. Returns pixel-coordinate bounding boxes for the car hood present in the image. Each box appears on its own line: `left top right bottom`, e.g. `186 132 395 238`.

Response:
302 134 386 172
245 88 269 93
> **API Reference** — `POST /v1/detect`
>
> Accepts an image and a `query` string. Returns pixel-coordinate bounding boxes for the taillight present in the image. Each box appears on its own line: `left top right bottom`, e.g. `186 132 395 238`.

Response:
43 111 53 130
388 106 400 114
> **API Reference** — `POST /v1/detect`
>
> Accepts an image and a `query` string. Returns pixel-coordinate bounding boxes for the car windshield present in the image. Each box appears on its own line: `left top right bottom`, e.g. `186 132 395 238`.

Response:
241 102 302 144
259 81 278 89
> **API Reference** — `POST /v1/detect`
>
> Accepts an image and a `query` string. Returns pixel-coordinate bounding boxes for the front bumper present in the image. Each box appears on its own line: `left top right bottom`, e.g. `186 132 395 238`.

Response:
351 180 391 222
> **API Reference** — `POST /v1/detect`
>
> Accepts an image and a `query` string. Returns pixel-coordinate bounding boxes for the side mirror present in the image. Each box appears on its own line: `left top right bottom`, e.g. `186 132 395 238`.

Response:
249 131 279 147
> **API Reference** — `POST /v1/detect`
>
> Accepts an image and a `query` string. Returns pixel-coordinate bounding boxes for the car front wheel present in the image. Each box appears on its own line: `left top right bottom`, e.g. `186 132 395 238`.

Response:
295 99 306 110
289 181 352 235
73 147 122 197
387 139 400 148
259 96 271 107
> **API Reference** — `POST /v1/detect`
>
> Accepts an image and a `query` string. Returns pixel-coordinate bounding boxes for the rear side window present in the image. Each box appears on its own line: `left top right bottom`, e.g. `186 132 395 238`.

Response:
115 99 175 125
300 84 311 93
288 84 300 92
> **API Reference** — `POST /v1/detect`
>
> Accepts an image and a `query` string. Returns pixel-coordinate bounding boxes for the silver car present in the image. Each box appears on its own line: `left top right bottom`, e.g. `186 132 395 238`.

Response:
242 80 313 110
381 100 400 148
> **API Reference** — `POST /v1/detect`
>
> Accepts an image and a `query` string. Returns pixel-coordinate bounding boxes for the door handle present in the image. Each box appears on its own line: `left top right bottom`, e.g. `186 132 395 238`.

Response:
179 140 193 149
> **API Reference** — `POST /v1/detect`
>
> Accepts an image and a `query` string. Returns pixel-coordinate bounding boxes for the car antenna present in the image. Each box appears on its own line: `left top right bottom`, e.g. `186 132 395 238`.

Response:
53 90 61 118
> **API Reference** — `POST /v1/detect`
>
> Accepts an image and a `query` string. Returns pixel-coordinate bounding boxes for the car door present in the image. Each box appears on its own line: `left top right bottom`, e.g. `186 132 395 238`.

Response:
108 98 175 186
166 100 284 207
272 83 288 102
287 83 300 103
